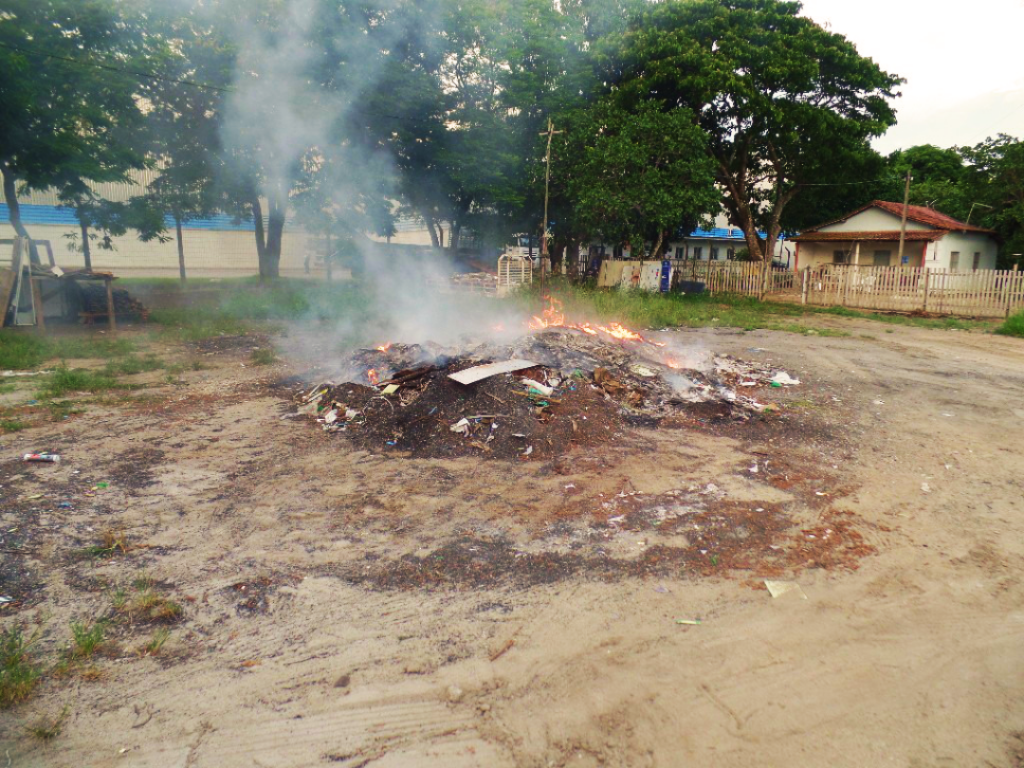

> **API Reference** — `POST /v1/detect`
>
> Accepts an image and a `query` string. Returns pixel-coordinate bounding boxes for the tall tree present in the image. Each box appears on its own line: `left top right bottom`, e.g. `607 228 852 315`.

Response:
0 0 160 264
602 0 901 260
556 99 719 257
960 135 1024 268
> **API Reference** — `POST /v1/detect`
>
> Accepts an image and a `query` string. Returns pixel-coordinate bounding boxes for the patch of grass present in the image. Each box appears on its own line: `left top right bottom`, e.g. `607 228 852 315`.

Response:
1 418 26 432
105 354 165 376
149 308 260 342
996 310 1024 338
0 381 17 394
0 625 43 709
69 620 106 660
0 331 137 370
110 587 128 612
28 705 69 741
249 347 277 366
76 529 132 561
44 399 84 421
518 282 998 334
114 577 184 625
141 628 171 657
0 333 51 370
38 365 118 398
149 280 374 342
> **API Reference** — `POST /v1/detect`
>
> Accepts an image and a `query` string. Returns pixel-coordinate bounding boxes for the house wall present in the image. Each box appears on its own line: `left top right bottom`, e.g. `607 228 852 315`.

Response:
818 208 930 233
796 240 928 270
0 220 317 277
929 231 998 271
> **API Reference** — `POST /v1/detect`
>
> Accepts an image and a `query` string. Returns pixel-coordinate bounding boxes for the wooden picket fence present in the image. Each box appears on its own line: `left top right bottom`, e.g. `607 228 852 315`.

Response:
589 258 1024 318
670 259 779 295
800 265 1024 317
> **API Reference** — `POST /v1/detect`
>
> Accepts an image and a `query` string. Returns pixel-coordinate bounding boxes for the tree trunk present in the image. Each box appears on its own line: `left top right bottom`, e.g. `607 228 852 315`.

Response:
1 163 29 239
651 230 666 260
80 218 93 272
1 162 40 266
422 212 441 249
264 191 285 280
567 241 580 280
252 197 267 280
448 220 462 252
175 215 187 284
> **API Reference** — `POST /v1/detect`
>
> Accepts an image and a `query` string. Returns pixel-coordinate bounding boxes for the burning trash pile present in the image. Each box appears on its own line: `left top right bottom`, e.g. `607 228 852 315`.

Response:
291 300 801 460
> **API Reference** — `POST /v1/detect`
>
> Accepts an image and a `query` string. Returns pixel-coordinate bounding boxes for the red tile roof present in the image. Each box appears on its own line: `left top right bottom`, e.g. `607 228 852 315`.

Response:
806 200 995 234
790 230 946 243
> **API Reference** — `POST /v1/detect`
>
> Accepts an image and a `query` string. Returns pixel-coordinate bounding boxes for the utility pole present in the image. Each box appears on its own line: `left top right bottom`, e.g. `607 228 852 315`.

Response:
539 118 563 284
897 171 911 265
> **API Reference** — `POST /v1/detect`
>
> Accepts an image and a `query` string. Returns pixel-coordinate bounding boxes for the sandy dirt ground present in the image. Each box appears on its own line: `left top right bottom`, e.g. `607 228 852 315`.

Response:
1 317 1023 767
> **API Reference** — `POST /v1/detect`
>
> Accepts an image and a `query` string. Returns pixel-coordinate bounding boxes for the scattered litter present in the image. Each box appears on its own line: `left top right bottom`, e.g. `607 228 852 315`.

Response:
522 446 533 457
449 359 538 385
629 364 657 378
764 580 807 599
921 482 932 494
873 400 885 406
0 596 12 605
450 418 471 436
675 619 702 625
381 384 400 395
520 378 554 396
23 452 60 464
93 482 109 490
653 585 669 594
770 371 801 386
2 370 49 378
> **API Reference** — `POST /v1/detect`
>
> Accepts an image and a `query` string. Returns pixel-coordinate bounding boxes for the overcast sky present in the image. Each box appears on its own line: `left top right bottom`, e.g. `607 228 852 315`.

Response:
798 0 1024 153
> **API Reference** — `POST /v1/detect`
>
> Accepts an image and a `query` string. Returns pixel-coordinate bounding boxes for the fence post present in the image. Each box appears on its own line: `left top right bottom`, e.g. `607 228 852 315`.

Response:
922 269 931 313
1004 271 1014 318
841 265 850 308
800 267 808 305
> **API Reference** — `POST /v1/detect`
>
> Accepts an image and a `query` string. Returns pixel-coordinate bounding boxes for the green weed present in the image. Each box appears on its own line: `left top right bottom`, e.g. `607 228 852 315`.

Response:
0 381 16 394
514 282 998 334
69 621 106 660
28 705 69 741
76 529 131 561
0 418 26 432
996 310 1024 338
0 332 136 370
249 347 277 366
142 628 171 656
0 625 43 708
38 365 118 398
105 354 165 376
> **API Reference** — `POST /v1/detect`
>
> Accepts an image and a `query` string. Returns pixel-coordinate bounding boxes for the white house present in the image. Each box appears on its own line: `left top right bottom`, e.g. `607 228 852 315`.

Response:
790 200 999 271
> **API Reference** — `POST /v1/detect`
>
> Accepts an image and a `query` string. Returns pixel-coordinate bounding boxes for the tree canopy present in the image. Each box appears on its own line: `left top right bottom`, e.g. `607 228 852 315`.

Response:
3 0 1021 273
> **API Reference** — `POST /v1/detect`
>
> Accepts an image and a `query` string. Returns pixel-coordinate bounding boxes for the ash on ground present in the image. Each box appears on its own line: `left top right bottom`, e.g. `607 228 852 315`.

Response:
288 329 800 460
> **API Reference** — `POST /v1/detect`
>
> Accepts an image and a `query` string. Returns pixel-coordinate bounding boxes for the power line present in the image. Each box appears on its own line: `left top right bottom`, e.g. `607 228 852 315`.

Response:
0 40 235 93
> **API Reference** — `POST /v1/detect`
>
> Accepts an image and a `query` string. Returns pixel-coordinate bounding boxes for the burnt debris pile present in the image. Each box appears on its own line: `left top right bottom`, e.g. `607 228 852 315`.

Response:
290 330 800 460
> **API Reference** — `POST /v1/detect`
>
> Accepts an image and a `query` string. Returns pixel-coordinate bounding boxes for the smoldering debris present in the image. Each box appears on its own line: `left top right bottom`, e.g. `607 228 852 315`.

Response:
288 329 800 460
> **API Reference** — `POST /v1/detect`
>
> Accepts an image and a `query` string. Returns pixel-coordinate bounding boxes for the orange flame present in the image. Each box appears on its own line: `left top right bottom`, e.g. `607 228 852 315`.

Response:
367 368 380 386
376 343 392 353
527 295 665 348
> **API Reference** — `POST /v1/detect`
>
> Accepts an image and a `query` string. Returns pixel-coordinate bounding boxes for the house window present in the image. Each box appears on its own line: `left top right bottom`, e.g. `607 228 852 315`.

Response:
710 247 720 261
873 250 892 267
613 244 623 259
727 248 735 260
973 252 982 270
950 251 960 270
675 246 684 259
833 250 849 264
693 246 703 260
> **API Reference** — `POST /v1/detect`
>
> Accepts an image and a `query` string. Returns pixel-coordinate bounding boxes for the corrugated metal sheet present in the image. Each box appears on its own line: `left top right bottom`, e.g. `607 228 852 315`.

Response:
0 203 261 232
